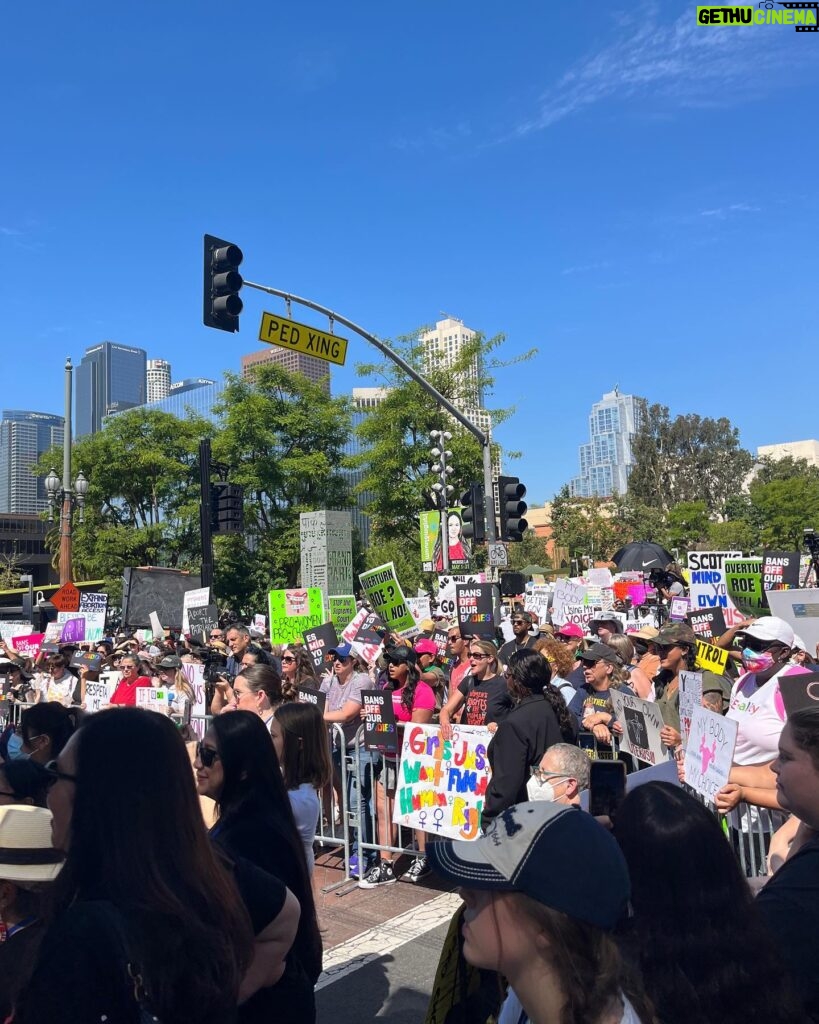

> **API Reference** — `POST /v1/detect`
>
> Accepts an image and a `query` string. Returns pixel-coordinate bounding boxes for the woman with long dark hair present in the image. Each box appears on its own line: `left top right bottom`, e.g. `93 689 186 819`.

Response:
196 710 323 1024
279 646 318 702
614 781 807 1024
13 708 296 1023
0 760 51 807
18 702 80 765
481 648 575 827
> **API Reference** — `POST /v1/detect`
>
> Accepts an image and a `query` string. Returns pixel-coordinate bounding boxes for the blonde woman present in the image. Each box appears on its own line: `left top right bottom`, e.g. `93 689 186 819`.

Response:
439 639 513 739
155 655 195 723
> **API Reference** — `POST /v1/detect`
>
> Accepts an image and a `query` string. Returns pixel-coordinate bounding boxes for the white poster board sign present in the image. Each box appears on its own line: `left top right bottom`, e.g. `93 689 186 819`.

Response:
683 705 738 801
766 588 819 657
86 674 120 713
678 671 703 750
551 579 588 626
610 690 668 766
435 574 487 620
686 551 743 627
181 587 210 635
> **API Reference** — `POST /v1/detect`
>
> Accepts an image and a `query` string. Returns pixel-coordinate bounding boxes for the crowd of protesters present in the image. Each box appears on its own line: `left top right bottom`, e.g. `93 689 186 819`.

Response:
1 590 819 1023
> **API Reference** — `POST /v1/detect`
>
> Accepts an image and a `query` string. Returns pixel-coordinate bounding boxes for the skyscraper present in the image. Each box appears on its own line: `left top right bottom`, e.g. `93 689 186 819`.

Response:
0 411 65 514
569 389 643 498
106 379 223 426
75 342 147 436
342 388 391 547
241 347 331 394
421 317 484 411
146 359 172 402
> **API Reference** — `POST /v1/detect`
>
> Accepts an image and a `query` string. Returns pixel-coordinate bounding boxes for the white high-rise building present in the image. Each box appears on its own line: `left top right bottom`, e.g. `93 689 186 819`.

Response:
146 359 172 402
421 317 483 411
0 411 65 514
570 389 643 498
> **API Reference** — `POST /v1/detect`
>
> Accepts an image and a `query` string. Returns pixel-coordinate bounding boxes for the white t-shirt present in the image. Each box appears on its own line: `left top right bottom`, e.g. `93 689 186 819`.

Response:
39 672 77 707
288 782 320 875
726 668 788 766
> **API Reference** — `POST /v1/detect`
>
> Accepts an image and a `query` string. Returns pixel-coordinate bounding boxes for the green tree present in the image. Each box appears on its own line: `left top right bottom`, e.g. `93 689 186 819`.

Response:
505 530 552 574
212 363 352 611
664 501 711 551
37 409 209 599
707 519 758 552
609 495 668 550
628 403 753 516
354 326 534 557
549 487 619 563
750 476 819 549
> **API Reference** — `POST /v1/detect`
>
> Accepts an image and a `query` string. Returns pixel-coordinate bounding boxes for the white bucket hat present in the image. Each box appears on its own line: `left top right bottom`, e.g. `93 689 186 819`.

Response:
0 805 64 883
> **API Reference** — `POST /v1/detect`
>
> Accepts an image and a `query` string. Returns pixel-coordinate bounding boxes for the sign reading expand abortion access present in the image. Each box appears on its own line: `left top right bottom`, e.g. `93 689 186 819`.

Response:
393 724 492 840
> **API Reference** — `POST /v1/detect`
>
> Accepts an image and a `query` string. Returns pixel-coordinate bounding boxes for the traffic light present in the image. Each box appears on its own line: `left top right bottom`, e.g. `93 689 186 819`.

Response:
459 483 486 545
210 482 244 534
203 234 244 332
498 476 528 542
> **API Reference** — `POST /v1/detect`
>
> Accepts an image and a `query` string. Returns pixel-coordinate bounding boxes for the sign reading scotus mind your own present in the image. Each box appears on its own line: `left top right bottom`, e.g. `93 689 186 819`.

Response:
687 551 744 627
259 312 348 366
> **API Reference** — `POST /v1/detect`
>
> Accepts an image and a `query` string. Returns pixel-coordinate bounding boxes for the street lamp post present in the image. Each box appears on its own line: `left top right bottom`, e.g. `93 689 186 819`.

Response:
44 358 88 584
430 429 454 573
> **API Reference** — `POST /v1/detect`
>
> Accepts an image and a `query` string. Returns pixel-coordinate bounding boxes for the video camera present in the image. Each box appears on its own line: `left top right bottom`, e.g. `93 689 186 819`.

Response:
804 528 819 557
648 569 675 591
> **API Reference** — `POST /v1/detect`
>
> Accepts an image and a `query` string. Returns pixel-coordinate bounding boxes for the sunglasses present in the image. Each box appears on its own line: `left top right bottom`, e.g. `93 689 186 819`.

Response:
740 636 772 653
196 742 220 768
331 655 350 663
44 760 77 785
281 656 296 663
447 635 461 642
511 619 528 626
469 653 490 660
555 634 576 643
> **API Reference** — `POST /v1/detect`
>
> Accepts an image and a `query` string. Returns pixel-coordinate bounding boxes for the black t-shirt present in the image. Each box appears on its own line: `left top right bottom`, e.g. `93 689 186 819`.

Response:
458 673 513 727
497 635 539 667
756 835 819 1019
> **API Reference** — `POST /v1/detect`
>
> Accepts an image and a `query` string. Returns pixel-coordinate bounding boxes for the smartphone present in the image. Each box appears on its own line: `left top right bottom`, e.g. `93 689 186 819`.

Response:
589 760 627 819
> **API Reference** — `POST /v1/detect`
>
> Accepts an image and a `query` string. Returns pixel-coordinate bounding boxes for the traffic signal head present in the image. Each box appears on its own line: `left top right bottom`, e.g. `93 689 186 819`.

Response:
459 484 486 545
498 476 528 542
210 482 244 534
204 234 244 332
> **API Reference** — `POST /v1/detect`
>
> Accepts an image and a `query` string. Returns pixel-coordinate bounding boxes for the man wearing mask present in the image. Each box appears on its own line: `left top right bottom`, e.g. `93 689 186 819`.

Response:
525 743 590 805
498 611 538 667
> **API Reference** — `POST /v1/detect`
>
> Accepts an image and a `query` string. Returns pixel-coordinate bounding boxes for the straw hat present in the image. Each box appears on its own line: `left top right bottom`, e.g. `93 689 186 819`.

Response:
0 805 64 883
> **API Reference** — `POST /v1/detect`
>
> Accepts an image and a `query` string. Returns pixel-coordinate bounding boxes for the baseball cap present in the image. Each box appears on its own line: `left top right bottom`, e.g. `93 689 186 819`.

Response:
158 655 182 670
414 638 438 656
577 642 619 665
555 623 584 639
792 633 807 652
386 644 417 666
653 623 697 648
511 611 534 624
740 617 796 648
428 802 629 931
328 642 353 659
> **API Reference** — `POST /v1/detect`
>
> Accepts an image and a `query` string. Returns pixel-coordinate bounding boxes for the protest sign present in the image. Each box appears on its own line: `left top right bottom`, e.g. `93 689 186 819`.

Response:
341 607 385 663
686 607 726 641
10 633 44 658
300 510 354 597
435 574 486 619
584 585 604 609
79 591 108 616
328 595 357 634
302 622 339 672
561 604 595 631
253 613 266 634
777 669 819 717
406 596 432 629
766 588 819 657
42 622 63 643
393 723 492 840
187 604 219 639
587 568 613 588
455 582 495 639
58 610 106 644
762 550 801 592
724 558 765 617
181 587 211 635
524 585 551 625
268 588 325 645
551 579 587 626
669 597 690 621
70 651 103 672
0 621 38 641
149 611 164 642
432 628 450 659
359 563 417 636
420 509 471 573
85 676 118 713
181 662 208 739
59 617 86 643
610 690 668 766
297 685 327 714
694 638 729 674
361 689 398 754
687 551 744 627
684 706 738 801
678 671 703 749
136 687 170 714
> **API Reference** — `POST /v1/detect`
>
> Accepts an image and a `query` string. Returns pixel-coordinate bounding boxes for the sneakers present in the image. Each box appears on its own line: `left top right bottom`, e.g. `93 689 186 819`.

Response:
348 855 364 879
358 861 397 889
405 856 431 883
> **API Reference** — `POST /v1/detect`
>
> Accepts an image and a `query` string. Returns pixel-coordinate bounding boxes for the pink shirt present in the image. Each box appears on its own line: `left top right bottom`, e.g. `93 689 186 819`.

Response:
391 680 436 723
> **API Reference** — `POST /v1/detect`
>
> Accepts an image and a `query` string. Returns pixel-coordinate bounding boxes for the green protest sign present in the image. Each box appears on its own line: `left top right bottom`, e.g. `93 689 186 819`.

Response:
328 594 357 633
268 588 325 644
358 562 417 636
724 559 766 616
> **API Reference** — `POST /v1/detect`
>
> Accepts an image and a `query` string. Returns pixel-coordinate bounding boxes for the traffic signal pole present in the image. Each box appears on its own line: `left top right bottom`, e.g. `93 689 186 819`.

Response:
242 279 498 543
199 438 214 591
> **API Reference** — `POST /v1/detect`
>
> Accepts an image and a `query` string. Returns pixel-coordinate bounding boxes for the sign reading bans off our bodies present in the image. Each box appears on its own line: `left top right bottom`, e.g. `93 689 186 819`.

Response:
259 312 348 367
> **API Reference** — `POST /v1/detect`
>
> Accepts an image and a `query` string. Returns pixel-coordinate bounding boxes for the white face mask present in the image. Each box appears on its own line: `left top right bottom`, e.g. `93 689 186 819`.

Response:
527 775 558 802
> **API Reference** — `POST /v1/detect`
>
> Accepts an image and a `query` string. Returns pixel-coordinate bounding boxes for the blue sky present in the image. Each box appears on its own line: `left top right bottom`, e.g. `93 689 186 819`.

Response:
3 1 817 506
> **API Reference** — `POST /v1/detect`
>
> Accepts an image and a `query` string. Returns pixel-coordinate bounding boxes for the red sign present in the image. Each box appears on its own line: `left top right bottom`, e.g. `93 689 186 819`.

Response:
11 633 45 658
51 582 81 613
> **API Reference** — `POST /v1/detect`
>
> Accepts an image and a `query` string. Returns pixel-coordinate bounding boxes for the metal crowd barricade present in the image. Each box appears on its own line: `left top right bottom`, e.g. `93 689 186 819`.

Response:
684 787 779 878
311 723 354 891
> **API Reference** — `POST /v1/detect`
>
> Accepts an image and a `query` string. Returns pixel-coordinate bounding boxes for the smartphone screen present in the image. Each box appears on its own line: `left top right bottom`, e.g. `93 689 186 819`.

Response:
589 760 627 818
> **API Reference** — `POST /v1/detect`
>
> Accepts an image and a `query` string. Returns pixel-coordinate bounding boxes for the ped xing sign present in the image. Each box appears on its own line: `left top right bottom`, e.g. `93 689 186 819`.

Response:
258 312 348 366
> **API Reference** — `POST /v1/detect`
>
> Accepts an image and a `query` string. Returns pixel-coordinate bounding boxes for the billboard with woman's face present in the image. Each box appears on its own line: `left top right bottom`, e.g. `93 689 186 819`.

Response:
420 509 471 572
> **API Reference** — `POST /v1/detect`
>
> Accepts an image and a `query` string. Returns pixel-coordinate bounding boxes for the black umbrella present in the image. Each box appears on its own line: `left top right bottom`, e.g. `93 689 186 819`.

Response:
610 541 673 573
